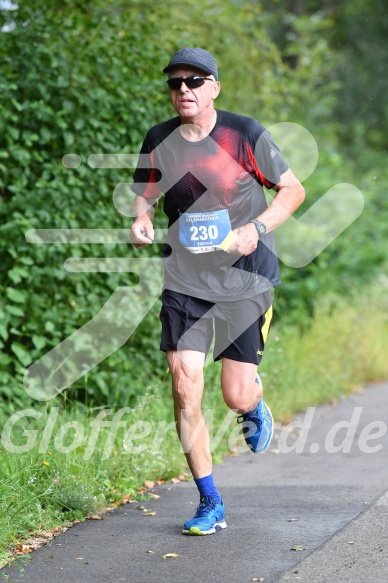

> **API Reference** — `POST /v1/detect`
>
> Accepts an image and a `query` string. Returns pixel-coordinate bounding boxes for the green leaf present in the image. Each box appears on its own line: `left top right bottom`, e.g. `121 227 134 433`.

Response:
0 323 8 341
18 257 34 266
32 335 47 351
11 342 33 367
40 127 51 142
11 98 23 112
0 352 12 366
6 287 27 303
8 266 30 284
5 305 25 317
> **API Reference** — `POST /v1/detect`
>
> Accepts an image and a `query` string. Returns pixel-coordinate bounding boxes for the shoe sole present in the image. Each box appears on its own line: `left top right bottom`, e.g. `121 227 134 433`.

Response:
182 521 227 536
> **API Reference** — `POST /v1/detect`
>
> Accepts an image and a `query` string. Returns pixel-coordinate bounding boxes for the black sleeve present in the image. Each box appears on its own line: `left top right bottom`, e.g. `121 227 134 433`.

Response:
253 126 289 188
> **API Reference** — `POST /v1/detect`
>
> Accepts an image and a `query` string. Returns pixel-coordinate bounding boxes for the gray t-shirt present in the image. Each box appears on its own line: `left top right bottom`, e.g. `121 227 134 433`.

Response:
132 109 289 301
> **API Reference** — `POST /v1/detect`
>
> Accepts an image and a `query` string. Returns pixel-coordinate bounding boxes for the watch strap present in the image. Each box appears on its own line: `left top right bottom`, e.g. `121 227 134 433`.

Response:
250 219 267 236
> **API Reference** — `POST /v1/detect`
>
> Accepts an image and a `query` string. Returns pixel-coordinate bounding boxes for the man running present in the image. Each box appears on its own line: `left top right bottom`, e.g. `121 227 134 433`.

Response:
131 47 305 535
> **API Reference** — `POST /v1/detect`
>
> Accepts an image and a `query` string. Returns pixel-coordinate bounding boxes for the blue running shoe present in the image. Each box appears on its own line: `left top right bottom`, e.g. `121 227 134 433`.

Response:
237 374 274 453
182 496 227 536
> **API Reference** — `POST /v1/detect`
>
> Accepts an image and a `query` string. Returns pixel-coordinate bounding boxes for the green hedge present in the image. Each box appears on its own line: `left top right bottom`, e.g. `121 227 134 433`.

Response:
0 2 172 411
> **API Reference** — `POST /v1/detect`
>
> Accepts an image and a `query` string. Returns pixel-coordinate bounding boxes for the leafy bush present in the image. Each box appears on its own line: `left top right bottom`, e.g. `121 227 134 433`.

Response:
0 1 171 410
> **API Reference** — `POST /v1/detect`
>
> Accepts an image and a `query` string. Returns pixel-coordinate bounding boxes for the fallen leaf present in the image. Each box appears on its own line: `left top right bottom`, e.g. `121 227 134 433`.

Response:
143 511 157 516
137 505 146 510
146 550 154 554
287 518 299 522
19 545 33 554
76 557 84 560
148 493 160 499
144 480 155 489
269 449 280 454
291 545 305 551
89 515 103 520
251 578 265 582
177 474 186 481
170 478 180 484
162 553 179 559
45 555 55 560
347 541 355 544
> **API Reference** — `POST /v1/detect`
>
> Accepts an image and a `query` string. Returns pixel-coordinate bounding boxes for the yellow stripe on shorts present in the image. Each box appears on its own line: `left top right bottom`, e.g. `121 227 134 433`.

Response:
261 305 273 344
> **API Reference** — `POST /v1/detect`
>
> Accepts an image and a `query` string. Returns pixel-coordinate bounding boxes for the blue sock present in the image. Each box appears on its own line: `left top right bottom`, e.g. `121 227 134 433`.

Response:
194 474 221 502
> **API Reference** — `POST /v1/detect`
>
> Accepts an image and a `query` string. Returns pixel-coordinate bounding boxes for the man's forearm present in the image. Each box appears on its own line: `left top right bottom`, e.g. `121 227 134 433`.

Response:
256 184 305 233
132 195 158 223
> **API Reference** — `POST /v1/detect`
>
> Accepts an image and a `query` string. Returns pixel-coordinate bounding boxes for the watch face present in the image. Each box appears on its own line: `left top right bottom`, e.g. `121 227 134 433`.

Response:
251 220 266 235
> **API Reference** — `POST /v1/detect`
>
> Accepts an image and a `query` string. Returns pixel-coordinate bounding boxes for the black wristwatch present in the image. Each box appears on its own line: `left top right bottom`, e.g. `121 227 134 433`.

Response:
250 219 267 236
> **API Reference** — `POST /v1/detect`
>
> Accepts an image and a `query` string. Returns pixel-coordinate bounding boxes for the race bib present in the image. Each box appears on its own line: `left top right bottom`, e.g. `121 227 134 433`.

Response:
179 209 232 253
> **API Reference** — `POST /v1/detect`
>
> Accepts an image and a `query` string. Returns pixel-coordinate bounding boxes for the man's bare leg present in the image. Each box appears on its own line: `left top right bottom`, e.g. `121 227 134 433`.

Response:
166 349 211 478
167 349 226 535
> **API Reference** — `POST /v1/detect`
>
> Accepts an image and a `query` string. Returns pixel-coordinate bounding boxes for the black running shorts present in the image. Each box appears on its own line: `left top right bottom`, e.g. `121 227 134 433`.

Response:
160 289 273 365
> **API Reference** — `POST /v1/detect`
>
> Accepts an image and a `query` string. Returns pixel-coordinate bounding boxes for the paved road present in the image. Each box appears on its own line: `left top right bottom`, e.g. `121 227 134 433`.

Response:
2 383 388 583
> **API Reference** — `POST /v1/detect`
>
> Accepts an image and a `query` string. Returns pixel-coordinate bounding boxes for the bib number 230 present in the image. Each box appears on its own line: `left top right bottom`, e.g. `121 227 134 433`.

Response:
179 209 232 253
190 224 219 241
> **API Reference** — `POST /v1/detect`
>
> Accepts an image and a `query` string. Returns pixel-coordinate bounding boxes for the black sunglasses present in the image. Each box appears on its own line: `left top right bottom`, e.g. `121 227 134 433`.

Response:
167 76 214 90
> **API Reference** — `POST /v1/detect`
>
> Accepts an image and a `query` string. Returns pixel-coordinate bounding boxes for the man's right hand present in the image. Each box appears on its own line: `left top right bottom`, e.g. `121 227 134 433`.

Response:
130 217 155 249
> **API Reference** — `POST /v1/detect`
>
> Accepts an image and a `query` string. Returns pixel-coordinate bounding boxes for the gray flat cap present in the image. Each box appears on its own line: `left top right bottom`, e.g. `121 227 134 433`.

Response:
163 47 218 80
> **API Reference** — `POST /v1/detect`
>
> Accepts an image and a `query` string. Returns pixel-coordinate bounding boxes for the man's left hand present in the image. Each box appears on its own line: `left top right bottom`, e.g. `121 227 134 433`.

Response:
226 223 259 256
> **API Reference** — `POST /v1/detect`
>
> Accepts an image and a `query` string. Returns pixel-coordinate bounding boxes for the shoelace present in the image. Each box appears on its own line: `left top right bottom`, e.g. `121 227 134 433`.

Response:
194 496 220 517
237 414 262 432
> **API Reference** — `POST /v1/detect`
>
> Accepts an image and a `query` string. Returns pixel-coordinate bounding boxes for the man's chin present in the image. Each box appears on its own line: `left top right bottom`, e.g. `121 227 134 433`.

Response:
179 105 198 116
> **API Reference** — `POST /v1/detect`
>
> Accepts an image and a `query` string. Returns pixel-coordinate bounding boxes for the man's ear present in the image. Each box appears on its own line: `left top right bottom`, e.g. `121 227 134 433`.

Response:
213 81 221 99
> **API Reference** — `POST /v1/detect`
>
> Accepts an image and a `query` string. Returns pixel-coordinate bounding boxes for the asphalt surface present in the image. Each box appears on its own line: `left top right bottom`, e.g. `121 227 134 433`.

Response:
1 382 388 583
